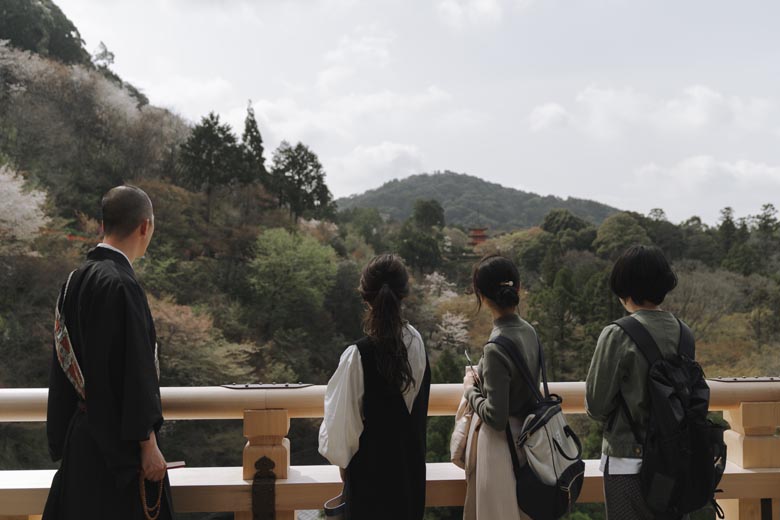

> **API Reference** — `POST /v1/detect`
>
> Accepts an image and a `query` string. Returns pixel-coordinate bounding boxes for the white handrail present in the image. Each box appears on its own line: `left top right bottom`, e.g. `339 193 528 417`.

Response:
2 380 779 422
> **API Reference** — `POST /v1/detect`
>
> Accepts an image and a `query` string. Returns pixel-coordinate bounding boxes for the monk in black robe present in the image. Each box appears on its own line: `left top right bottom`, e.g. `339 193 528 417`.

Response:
44 185 173 520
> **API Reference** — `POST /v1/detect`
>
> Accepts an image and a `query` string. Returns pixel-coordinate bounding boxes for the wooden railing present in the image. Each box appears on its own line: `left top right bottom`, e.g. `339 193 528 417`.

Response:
1 380 780 519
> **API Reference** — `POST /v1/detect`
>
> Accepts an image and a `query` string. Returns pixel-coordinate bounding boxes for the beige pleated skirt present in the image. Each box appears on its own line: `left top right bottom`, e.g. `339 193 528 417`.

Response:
464 416 531 520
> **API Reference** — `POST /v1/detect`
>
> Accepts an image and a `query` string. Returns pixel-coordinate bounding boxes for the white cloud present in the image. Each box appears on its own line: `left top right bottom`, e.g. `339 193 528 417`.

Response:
317 26 396 92
316 65 355 93
246 97 351 147
137 75 234 123
435 0 535 27
532 85 776 141
329 85 452 115
628 156 780 222
436 0 504 27
435 108 489 132
242 85 452 152
574 85 649 140
528 102 571 132
655 85 729 131
324 26 395 66
654 85 774 134
329 142 425 196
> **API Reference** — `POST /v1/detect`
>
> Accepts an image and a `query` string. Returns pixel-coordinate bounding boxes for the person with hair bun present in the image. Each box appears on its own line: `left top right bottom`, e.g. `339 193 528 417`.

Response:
586 245 683 519
461 254 539 520
319 254 431 520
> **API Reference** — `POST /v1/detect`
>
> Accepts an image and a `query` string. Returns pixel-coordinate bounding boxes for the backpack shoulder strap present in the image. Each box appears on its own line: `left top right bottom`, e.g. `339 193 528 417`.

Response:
612 315 663 365
611 315 665 445
488 335 546 401
677 318 695 359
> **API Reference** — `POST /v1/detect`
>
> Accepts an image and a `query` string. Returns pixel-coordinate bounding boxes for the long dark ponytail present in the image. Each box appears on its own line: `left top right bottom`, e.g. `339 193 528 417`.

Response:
360 254 414 392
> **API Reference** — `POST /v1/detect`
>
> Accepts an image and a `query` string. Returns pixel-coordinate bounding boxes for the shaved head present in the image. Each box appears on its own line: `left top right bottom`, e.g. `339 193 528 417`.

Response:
101 185 153 239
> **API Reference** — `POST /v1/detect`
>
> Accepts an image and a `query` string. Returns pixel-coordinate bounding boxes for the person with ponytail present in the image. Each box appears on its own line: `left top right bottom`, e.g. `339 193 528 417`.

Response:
461 254 539 520
319 254 431 520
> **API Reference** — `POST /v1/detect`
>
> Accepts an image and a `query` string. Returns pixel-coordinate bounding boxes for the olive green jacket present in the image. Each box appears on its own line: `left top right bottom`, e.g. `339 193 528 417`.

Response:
465 314 540 431
585 310 684 459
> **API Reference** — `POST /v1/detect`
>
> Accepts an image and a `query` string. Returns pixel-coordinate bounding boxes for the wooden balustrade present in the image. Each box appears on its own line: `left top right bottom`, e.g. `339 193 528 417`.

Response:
2 380 780 519
3 380 780 422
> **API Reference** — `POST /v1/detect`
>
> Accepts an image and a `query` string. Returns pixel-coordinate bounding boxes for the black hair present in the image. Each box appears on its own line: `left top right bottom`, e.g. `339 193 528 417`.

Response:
609 245 678 306
472 254 520 310
101 185 153 239
360 254 414 392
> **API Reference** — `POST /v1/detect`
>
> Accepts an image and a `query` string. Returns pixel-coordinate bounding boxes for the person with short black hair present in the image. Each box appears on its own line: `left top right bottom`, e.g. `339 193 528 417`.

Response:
319 254 431 520
586 245 687 519
44 185 173 520
609 244 678 307
461 254 537 519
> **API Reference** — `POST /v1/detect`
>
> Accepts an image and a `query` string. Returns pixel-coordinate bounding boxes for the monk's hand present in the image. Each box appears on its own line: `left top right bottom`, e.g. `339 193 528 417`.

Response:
140 431 167 482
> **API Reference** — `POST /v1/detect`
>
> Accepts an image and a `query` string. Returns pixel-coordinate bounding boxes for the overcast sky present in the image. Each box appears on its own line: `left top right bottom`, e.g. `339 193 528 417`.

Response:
56 0 780 223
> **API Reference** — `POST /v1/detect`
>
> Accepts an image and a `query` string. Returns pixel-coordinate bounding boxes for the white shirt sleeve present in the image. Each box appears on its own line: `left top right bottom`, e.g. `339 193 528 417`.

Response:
318 344 365 468
402 324 428 413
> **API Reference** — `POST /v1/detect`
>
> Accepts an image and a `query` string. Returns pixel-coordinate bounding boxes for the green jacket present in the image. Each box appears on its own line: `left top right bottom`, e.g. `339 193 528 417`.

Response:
465 314 540 431
585 310 683 459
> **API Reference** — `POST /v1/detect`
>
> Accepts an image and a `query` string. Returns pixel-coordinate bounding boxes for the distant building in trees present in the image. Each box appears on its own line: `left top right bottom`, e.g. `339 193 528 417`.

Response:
468 228 489 248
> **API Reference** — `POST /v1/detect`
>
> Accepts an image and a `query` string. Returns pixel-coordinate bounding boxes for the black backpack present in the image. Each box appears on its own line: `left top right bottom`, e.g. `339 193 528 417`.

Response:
613 316 727 519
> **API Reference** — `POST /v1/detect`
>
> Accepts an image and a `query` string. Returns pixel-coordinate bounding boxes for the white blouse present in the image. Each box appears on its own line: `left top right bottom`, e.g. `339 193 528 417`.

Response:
318 324 427 469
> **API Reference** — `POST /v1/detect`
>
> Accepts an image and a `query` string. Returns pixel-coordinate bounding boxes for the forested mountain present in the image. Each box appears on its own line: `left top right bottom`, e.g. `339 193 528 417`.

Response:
336 172 619 229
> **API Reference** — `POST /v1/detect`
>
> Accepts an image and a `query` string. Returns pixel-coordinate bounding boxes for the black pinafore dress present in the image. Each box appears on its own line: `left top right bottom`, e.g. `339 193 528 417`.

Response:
343 336 431 520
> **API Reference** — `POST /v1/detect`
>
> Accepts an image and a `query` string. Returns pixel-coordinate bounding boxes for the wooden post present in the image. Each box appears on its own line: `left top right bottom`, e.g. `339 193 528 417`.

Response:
235 409 294 520
720 402 780 519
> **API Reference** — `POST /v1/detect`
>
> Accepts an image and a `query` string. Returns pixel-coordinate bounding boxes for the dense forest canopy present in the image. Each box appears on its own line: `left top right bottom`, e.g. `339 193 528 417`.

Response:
1 3 779 519
336 171 620 230
0 0 91 65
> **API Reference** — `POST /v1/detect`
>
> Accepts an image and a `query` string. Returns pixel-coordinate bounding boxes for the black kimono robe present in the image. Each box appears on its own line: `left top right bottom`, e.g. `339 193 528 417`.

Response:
43 246 173 520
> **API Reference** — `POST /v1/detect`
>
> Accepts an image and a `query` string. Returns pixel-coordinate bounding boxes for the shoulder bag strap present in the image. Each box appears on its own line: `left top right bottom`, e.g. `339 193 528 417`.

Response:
54 269 87 401
56 270 77 314
505 423 523 485
534 332 550 398
488 335 546 402
490 334 546 491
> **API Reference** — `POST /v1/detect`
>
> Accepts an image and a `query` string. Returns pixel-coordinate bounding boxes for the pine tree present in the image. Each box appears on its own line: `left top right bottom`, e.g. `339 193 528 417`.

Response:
241 102 267 185
528 268 577 380
718 207 738 256
269 141 334 221
180 112 244 222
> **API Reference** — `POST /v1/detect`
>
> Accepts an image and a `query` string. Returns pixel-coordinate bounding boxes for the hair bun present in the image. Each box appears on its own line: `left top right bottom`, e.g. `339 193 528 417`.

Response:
472 254 521 310
495 286 520 307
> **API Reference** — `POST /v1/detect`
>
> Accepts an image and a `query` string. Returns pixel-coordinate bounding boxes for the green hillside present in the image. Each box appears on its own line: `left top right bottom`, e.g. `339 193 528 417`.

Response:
336 171 619 229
